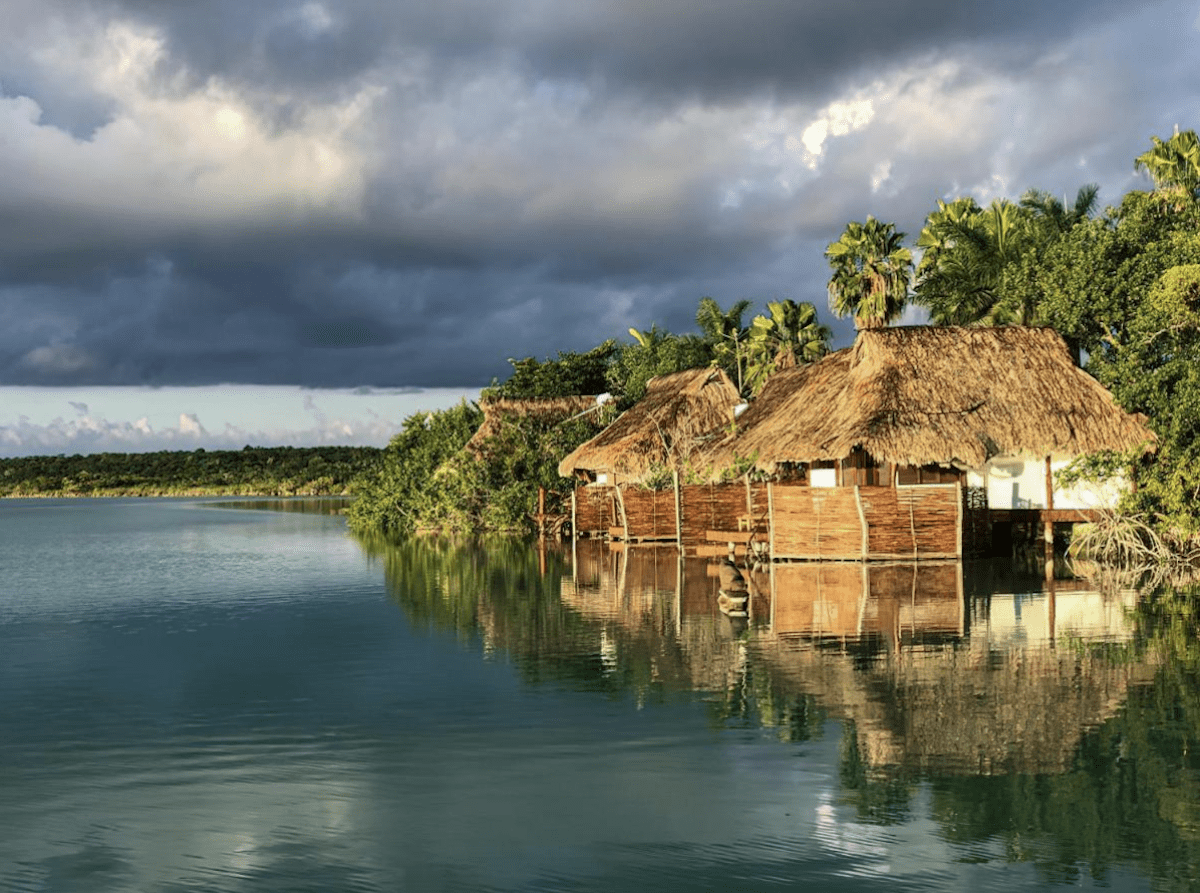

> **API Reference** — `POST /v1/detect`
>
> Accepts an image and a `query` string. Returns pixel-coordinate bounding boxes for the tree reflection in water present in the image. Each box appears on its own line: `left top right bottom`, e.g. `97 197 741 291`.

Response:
353 533 1200 890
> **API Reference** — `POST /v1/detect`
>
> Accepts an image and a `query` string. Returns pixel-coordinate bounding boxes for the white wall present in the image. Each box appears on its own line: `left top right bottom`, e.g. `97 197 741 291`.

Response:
965 456 1126 510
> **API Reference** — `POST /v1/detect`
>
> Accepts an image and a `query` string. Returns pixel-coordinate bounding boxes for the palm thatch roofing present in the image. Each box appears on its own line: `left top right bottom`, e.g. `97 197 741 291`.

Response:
700 326 1154 475
465 395 601 457
557 367 741 480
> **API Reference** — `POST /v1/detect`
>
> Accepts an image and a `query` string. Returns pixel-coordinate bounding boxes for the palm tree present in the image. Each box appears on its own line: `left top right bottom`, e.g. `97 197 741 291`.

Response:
825 217 913 329
1019 184 1099 236
695 297 752 392
913 199 1030 325
744 300 830 394
1134 128 1200 198
627 324 669 349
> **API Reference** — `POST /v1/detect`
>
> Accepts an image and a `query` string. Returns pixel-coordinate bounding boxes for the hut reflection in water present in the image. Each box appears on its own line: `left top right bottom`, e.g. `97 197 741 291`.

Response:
562 540 1150 776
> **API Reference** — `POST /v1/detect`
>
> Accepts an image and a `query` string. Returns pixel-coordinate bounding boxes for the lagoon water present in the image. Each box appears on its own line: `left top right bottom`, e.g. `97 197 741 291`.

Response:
2 498 1196 891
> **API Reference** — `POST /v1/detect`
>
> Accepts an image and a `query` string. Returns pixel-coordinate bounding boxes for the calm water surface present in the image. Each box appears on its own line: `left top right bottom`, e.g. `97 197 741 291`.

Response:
2 498 1197 891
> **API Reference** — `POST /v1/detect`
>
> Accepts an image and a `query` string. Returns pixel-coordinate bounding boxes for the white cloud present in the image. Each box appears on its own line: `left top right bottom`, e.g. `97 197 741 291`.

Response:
0 17 377 242
799 97 876 163
0 385 480 456
20 343 95 374
178 412 205 435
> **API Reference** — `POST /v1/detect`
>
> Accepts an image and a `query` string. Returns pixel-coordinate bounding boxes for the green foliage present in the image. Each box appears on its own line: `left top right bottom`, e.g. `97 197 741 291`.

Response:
744 299 830 395
346 401 483 536
482 341 617 399
913 187 1099 327
0 445 379 497
1134 127 1200 198
436 399 617 533
825 216 913 329
604 331 713 406
695 296 752 391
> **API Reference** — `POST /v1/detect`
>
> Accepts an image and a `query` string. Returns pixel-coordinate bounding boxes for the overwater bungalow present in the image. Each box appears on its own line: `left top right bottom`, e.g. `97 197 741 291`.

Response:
562 326 1153 560
703 326 1152 492
558 367 744 543
558 367 740 485
697 326 1155 559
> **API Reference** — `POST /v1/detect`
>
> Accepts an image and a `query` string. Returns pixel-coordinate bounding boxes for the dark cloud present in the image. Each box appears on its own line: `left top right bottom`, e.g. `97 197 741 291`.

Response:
0 0 1196 388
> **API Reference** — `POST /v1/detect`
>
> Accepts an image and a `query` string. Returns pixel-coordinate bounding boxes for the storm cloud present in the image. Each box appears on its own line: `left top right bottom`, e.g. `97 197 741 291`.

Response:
0 0 1195 387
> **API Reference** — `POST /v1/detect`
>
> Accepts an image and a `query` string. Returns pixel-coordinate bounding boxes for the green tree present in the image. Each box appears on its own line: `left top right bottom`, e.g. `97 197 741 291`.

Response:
913 199 1031 324
483 341 617 399
1134 127 1200 199
346 401 484 536
605 330 713 406
825 216 913 329
1020 184 1100 237
744 299 831 394
695 296 753 392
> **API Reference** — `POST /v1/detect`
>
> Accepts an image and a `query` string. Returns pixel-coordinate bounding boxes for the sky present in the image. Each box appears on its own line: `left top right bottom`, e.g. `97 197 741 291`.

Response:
2 1 1198 454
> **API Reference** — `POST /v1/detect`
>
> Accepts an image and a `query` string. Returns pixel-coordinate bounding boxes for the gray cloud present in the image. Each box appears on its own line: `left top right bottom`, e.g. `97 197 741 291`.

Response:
0 0 1195 387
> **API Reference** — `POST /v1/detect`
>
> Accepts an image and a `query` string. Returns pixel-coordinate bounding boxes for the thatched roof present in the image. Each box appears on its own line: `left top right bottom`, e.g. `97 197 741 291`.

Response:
557 367 741 480
701 326 1154 474
465 396 600 457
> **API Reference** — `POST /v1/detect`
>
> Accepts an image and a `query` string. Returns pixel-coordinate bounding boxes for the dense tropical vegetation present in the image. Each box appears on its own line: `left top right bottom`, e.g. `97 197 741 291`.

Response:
346 294 833 536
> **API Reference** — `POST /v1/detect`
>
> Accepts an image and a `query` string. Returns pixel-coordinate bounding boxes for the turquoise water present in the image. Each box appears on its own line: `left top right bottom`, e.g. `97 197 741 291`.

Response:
1 498 1194 891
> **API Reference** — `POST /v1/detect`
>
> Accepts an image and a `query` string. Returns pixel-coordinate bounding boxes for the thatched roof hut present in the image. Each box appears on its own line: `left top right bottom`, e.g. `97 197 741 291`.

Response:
465 395 601 457
558 367 741 482
701 326 1154 476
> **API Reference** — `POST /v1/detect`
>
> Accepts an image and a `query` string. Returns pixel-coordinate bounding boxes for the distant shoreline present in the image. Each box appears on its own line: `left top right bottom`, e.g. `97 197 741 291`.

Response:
0 445 379 499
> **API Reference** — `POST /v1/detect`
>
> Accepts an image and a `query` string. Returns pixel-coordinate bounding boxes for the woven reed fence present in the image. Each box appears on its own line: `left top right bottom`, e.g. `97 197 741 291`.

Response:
769 483 961 560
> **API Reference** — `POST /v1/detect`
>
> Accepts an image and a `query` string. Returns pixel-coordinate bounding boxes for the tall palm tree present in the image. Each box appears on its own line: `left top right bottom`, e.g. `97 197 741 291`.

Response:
825 217 913 329
695 297 752 392
1134 128 1200 198
913 199 1030 325
1019 184 1099 236
695 297 752 344
745 300 830 394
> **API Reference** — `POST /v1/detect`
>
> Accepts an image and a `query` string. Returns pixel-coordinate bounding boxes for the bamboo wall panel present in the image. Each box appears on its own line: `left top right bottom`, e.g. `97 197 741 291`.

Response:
574 485 615 534
676 481 771 547
620 487 678 541
771 563 865 636
858 485 959 558
770 485 864 559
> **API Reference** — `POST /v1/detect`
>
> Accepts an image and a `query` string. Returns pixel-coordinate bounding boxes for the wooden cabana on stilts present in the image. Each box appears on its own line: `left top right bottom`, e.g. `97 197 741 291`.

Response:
557 367 743 543
698 326 1156 560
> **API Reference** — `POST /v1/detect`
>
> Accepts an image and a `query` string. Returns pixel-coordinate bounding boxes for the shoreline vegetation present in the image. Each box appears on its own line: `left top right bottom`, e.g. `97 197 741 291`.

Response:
0 446 378 498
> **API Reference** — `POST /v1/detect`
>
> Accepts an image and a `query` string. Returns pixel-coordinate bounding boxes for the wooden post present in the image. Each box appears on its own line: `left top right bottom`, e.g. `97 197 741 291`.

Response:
767 482 776 560
538 486 546 539
614 484 629 540
854 485 868 559
955 480 963 560
570 487 577 539
1044 455 1055 575
673 470 682 552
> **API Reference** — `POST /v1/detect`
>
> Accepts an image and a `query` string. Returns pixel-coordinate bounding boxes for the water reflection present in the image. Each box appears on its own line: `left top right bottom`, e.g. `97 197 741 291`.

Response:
204 496 352 515
357 534 1200 889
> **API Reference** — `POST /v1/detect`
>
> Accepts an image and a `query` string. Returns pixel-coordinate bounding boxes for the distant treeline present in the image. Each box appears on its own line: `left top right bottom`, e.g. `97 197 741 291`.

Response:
0 445 382 497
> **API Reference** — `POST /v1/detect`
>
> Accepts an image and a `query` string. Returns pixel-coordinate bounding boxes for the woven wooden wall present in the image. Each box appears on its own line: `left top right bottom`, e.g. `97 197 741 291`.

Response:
861 485 959 558
619 487 677 541
573 485 615 534
769 485 864 559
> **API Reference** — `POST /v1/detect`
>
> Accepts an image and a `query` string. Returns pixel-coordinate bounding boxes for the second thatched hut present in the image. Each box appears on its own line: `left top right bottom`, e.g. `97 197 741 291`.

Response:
558 367 741 485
